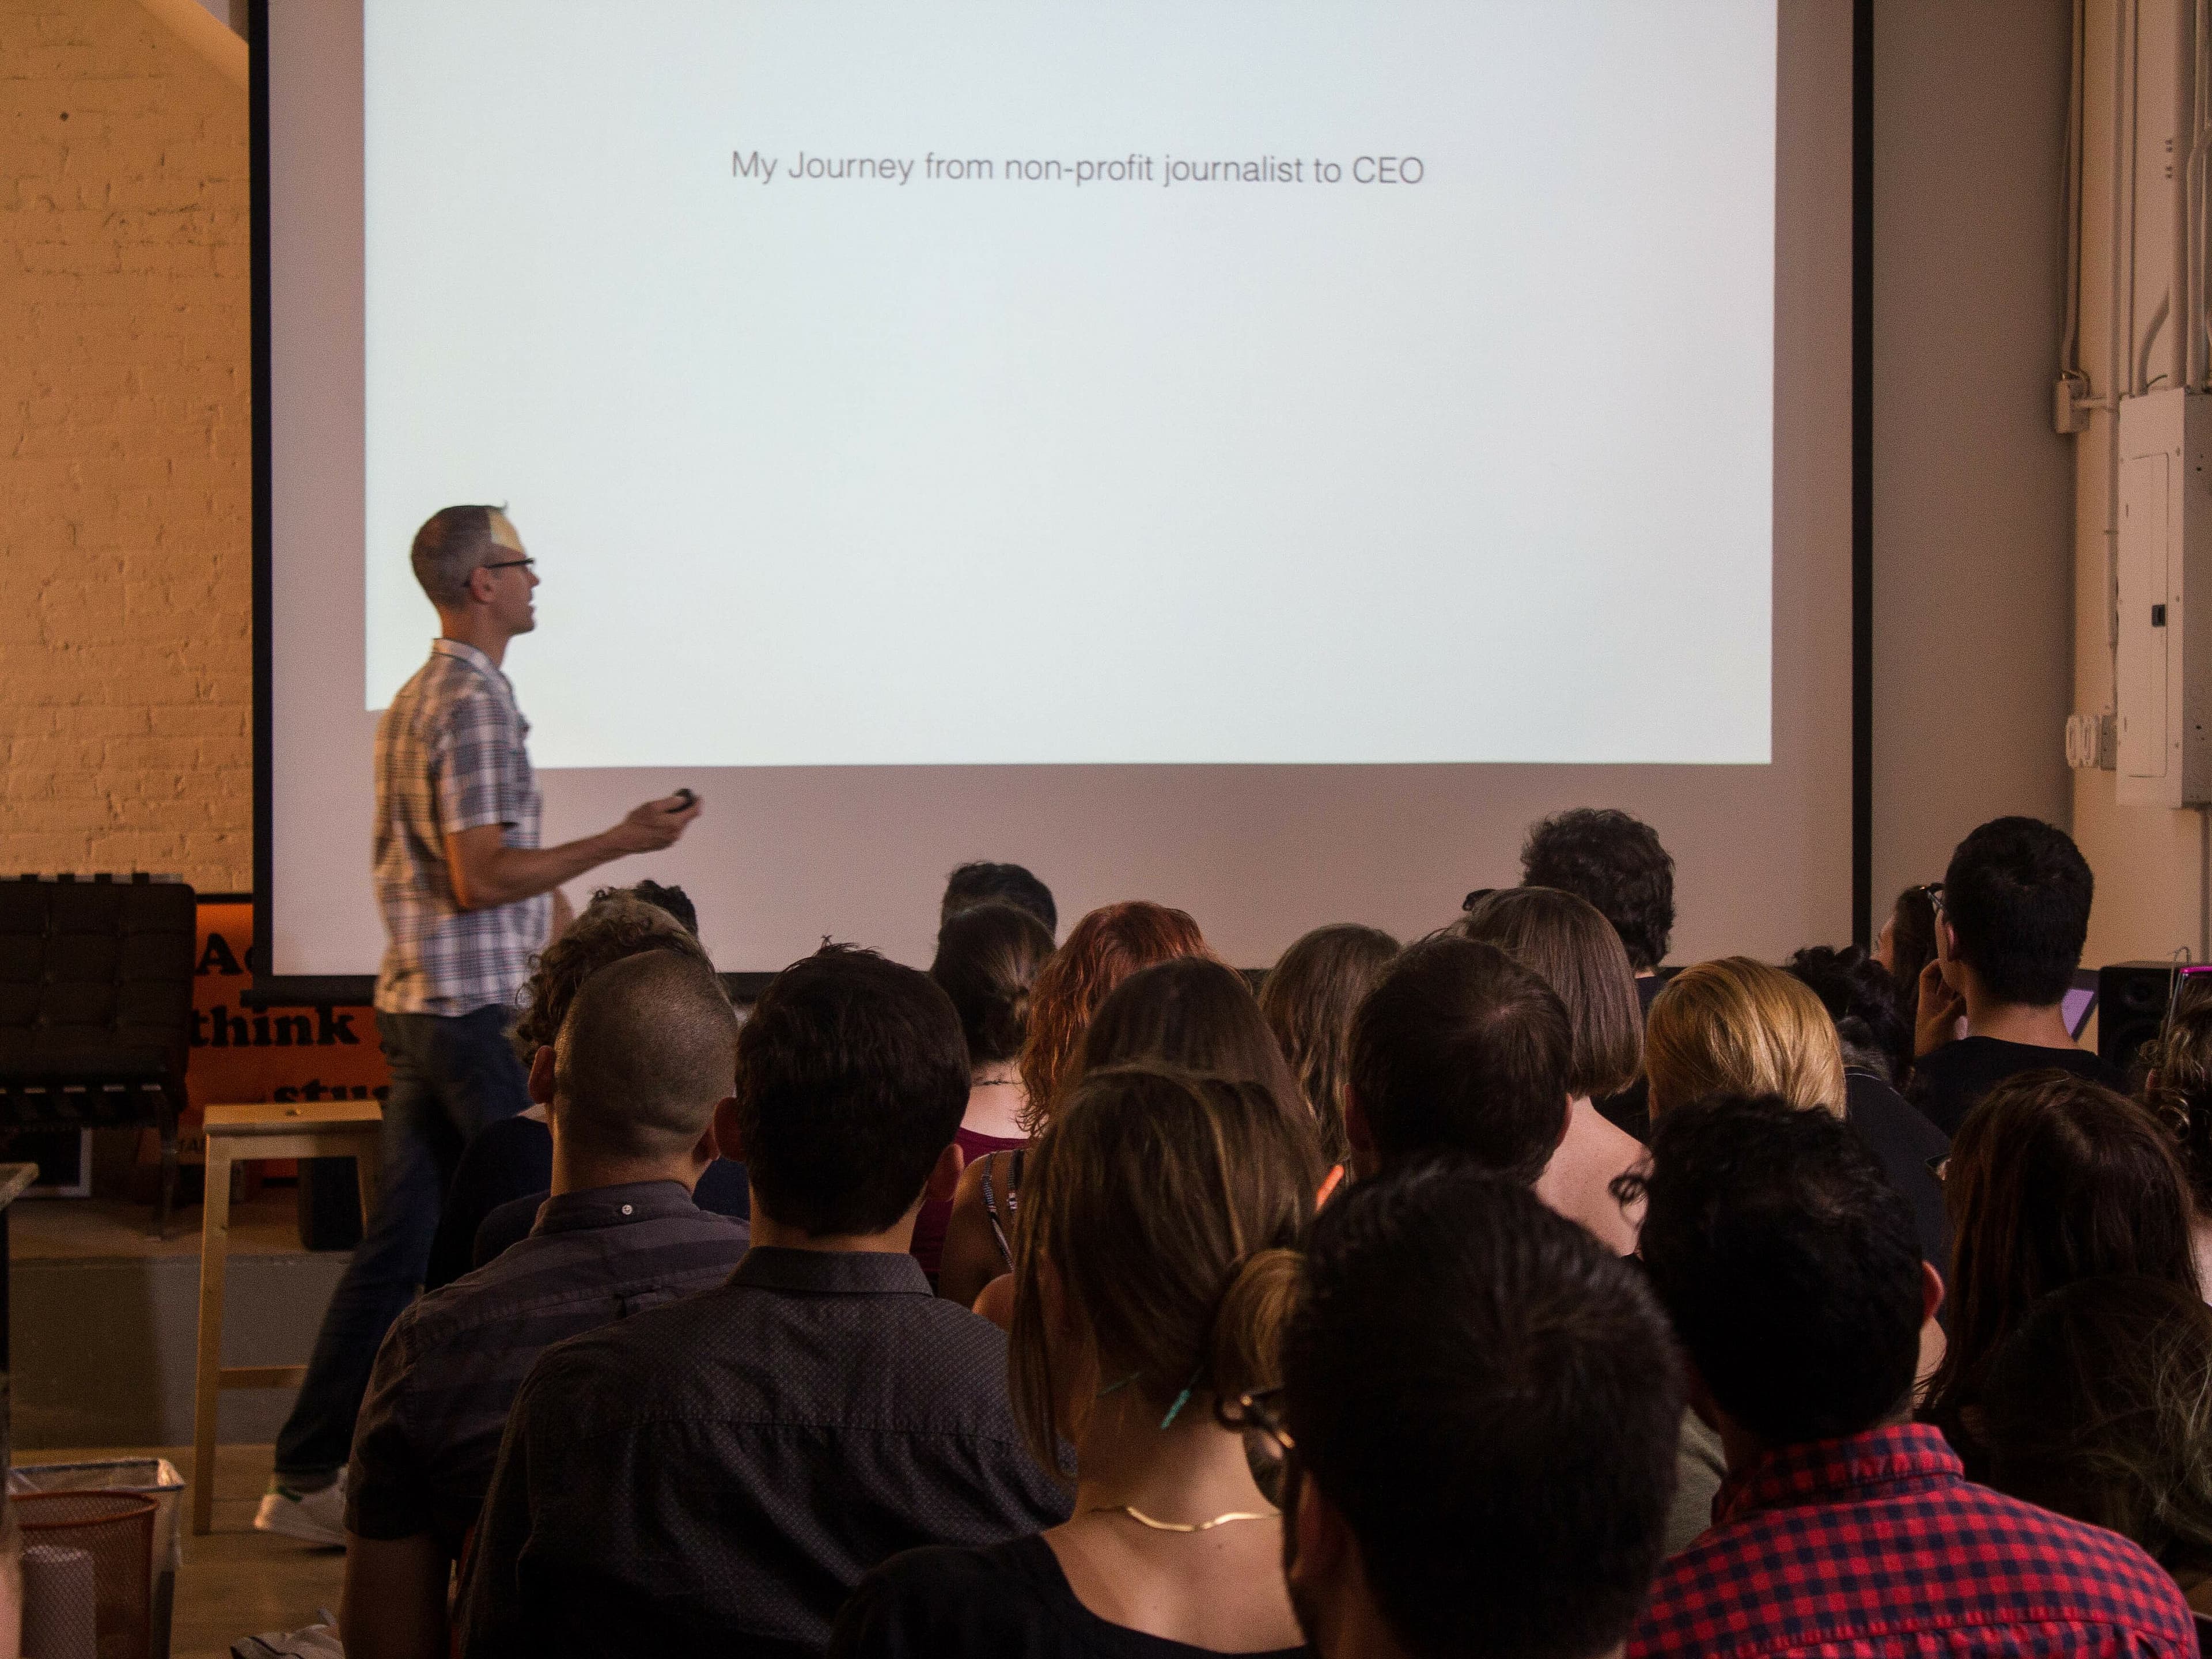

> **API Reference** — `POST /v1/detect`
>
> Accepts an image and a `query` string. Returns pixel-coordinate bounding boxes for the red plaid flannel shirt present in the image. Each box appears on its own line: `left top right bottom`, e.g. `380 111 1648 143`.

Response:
1630 1423 2195 1659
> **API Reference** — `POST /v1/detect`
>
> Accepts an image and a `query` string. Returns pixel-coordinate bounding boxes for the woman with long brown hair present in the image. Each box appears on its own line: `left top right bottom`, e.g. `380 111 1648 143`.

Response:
1979 1275 2212 1612
937 902 1214 1309
1922 1071 2201 1473
833 1067 1317 1658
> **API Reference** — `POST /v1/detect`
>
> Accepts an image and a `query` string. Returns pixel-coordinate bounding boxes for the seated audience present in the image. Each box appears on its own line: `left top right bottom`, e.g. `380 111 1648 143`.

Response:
343 950 748 1659
1921 1071 2202 1472
911 902 1056 1281
1275 1161 1684 1659
1343 935 1570 1184
831 1068 1317 1657
1909 816 2119 1135
423 887 743 1291
2144 1001 2212 1288
938 901 1213 1309
942 859 1057 935
1258 923 1401 1173
1623 1094 2195 1659
1649 957 1948 1272
1980 1275 2212 1615
1518 806 1676 1003
454 946 1069 1657
1457 886 1646 1253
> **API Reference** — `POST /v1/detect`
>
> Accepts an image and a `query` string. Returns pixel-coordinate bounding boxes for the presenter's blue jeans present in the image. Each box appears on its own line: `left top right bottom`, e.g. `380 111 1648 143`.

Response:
274 1004 529 1480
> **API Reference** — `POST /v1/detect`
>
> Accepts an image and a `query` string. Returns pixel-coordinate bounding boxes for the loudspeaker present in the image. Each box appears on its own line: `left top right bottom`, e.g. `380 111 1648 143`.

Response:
294 1156 365 1251
2097 961 2177 1077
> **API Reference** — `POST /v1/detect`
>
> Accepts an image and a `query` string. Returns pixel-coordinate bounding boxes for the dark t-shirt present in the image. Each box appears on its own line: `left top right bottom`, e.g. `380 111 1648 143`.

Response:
1907 1037 2123 1137
831 1533 1312 1659
427 1115 553 1291
1844 1069 1950 1276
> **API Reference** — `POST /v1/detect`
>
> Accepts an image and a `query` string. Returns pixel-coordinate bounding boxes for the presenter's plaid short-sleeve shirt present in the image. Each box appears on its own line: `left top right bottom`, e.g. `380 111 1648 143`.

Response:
373 639 550 1016
1630 1423 2195 1659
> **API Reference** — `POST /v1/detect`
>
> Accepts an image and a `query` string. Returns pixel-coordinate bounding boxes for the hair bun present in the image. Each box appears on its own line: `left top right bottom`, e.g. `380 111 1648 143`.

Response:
1209 1247 1304 1404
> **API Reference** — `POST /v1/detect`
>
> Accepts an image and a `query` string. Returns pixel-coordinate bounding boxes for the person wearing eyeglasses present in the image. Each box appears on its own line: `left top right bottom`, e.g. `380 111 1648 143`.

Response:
1906 817 2120 1138
256 504 700 1546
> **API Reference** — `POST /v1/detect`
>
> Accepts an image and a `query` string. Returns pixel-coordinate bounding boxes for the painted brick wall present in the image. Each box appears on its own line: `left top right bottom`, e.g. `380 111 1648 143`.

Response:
1 0 251 892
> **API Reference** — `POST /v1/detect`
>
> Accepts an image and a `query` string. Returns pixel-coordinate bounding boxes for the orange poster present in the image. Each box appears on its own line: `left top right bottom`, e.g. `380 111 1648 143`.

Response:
187 900 389 1134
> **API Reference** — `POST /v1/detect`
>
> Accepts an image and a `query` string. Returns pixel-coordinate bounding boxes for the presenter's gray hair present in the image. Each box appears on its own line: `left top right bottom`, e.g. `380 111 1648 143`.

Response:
410 504 509 607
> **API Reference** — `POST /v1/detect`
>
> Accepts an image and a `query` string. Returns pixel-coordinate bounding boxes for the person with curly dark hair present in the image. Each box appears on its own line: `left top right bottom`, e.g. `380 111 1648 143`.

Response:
590 877 698 937
1518 808 1676 993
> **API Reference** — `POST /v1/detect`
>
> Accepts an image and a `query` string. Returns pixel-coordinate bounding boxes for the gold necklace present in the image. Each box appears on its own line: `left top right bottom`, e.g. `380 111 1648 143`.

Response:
1085 1505 1278 1533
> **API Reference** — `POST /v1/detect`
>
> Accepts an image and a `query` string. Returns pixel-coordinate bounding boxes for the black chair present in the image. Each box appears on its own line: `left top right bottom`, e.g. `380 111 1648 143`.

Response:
0 876 195 1236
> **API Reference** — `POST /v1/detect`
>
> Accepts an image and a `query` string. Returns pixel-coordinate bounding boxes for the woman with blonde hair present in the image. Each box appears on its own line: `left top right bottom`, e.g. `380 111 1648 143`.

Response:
1645 957 1846 1120
833 1067 1317 1658
1647 955 1950 1272
1456 888 1645 1253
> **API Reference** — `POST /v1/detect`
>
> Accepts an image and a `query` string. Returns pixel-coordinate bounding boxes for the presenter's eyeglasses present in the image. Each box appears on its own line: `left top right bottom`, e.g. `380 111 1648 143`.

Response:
483 558 535 575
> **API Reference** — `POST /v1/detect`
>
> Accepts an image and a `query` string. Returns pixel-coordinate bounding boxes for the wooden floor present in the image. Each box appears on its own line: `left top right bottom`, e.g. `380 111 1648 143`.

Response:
37 1443 346 1659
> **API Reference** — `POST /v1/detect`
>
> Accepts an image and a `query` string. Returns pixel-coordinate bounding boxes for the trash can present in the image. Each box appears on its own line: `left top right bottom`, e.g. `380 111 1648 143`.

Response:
16 1491 156 1659
12 1459 185 1659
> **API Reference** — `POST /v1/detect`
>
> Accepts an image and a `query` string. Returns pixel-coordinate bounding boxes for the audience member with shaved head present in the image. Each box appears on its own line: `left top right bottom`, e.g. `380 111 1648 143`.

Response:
457 945 1069 1658
341 949 749 1659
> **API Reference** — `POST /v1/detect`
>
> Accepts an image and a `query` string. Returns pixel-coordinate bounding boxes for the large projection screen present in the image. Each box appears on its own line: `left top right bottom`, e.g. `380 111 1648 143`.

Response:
259 1 1854 993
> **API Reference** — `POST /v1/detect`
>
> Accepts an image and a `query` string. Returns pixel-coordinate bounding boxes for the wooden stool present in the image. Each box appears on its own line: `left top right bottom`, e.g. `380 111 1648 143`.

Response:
191 1100 382 1536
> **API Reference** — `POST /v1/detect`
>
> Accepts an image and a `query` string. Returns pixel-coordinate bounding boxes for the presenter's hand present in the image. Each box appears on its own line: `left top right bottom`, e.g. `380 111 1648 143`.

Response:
1913 959 1964 1058
606 793 702 856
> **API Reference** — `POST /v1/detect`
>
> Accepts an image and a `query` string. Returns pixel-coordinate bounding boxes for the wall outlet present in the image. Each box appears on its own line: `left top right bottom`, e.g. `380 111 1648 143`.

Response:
2065 711 2116 770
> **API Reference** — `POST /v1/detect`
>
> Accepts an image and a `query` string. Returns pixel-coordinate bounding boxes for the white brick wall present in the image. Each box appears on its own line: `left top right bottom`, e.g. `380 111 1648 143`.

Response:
1 0 251 890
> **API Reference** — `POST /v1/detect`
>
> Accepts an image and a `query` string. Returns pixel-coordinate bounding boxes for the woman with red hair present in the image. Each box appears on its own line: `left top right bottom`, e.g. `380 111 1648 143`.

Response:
936 900 1212 1309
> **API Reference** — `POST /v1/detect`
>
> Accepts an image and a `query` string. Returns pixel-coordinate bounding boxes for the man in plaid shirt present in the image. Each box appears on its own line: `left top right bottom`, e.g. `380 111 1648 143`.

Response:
257 505 700 1546
1625 1095 2194 1659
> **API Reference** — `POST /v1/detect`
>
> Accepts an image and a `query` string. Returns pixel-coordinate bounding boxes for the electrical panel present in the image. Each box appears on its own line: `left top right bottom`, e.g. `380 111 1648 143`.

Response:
2116 389 2212 806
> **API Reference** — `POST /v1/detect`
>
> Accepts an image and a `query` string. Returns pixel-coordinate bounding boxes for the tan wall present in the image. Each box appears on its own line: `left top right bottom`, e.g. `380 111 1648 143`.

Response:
1869 0 2076 921
0 0 251 892
2069 0 2207 969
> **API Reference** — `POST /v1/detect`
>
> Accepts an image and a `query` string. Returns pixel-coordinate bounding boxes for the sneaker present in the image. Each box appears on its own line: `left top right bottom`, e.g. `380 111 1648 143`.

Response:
252 1472 347 1548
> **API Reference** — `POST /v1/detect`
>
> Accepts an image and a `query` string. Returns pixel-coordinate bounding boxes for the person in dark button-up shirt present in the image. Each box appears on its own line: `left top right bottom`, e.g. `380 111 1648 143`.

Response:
342 946 750 1659
456 946 1070 1659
